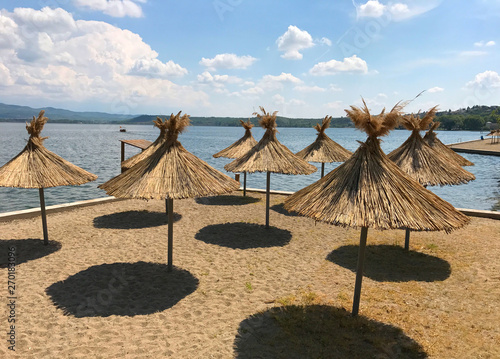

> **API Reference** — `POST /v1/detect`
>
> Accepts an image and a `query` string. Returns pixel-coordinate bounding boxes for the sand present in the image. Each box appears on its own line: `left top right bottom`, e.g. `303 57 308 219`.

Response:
0 192 499 358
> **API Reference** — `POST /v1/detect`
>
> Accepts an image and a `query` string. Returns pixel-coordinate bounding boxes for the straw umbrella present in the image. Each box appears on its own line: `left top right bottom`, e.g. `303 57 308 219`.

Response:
213 119 258 196
388 106 475 250
423 122 474 166
296 115 352 177
99 112 240 271
284 100 469 316
0 110 97 245
121 116 169 171
224 107 317 228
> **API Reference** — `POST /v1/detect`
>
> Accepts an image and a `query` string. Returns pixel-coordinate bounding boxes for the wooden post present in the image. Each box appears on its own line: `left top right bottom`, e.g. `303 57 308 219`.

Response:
321 162 325 178
352 226 368 316
243 172 247 197
167 198 174 272
405 228 410 251
165 198 168 215
121 141 125 163
265 171 270 229
120 141 125 173
39 188 49 245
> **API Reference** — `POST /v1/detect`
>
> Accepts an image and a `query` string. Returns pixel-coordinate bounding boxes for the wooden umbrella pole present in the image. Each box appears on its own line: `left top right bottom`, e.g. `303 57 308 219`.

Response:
167 198 174 272
165 198 168 215
243 172 247 197
39 188 49 245
352 226 368 316
405 228 410 251
321 163 325 178
265 171 270 229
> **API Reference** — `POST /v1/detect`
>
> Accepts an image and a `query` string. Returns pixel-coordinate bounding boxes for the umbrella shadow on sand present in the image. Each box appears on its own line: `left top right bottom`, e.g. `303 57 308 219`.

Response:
45 261 198 317
195 195 260 206
93 210 181 229
327 244 451 282
270 203 299 217
0 239 61 267
195 222 292 249
234 305 427 358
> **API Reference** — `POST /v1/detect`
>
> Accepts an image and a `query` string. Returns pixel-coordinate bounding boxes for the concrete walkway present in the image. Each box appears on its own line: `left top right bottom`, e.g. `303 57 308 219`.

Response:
448 139 500 156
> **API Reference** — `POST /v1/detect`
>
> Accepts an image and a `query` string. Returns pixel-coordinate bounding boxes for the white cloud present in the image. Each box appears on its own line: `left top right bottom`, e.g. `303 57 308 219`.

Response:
199 53 257 71
357 0 386 17
129 58 188 78
319 37 332 46
294 85 326 93
354 0 441 21
474 40 496 47
262 72 302 86
276 25 314 60
197 71 242 90
0 7 206 113
428 86 444 93
240 72 302 96
466 71 500 89
310 55 368 75
74 0 145 18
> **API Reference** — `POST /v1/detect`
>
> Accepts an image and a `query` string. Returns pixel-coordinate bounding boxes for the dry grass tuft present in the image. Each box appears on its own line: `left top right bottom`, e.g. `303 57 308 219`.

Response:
345 98 405 138
0 110 97 188
213 119 258 159
296 115 352 163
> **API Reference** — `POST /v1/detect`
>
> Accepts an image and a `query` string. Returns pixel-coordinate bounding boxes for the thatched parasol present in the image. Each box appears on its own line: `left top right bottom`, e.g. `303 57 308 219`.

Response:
224 107 317 228
284 100 469 316
296 115 352 177
424 121 474 166
99 111 240 271
0 110 97 244
388 106 475 250
213 119 258 196
121 116 169 171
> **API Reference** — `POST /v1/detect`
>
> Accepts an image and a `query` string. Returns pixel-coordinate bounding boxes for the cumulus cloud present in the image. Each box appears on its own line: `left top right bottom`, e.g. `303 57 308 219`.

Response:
353 0 441 21
0 7 206 113
129 58 188 78
73 0 145 18
241 72 302 96
199 53 257 71
428 86 444 93
309 55 368 75
357 0 385 17
276 25 315 60
466 71 500 89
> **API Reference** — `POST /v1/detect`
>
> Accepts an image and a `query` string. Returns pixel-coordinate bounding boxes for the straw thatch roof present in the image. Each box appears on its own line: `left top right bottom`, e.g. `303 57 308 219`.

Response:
423 121 474 166
388 107 475 186
0 110 97 188
224 107 317 175
284 101 469 232
99 112 240 200
121 116 169 170
296 116 352 163
213 119 258 159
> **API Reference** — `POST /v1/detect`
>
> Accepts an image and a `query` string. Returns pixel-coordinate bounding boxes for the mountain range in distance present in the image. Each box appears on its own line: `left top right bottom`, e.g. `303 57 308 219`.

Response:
0 102 498 130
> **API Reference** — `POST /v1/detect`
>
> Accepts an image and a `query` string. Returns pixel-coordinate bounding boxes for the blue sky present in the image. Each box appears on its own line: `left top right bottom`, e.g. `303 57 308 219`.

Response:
0 0 499 118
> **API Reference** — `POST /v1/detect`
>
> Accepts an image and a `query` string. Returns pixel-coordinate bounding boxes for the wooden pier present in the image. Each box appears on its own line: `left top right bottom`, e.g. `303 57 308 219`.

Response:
448 138 500 157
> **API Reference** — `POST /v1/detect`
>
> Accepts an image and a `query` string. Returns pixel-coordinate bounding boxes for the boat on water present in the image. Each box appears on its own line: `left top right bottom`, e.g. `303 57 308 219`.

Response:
119 126 126 132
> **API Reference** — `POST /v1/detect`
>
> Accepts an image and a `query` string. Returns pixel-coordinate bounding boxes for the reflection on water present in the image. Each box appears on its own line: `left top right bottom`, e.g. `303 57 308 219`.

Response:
0 122 498 212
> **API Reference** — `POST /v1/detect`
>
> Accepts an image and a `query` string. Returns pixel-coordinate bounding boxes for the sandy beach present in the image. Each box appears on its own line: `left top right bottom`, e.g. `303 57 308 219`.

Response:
1 192 499 358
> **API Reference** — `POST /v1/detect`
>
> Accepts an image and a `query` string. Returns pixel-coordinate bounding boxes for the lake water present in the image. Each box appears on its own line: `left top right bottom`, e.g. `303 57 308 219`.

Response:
0 122 498 213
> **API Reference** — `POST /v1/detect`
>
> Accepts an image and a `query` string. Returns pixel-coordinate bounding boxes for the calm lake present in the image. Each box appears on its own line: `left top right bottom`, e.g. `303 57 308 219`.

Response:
0 122 498 213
